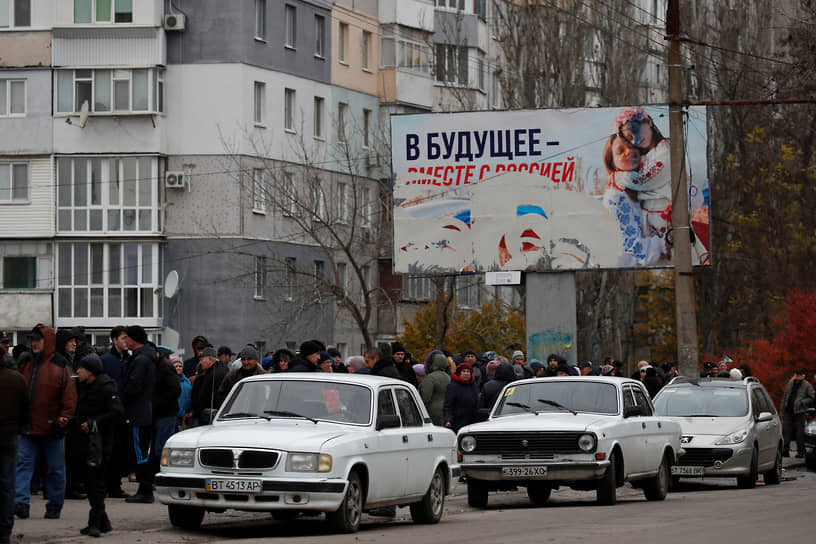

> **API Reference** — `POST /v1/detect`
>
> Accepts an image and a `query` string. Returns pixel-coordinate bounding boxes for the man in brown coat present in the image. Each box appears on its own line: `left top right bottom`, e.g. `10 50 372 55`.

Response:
0 346 28 544
14 325 77 520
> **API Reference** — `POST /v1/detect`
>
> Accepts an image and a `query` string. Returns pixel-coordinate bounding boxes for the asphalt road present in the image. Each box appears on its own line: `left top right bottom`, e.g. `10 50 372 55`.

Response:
11 458 812 544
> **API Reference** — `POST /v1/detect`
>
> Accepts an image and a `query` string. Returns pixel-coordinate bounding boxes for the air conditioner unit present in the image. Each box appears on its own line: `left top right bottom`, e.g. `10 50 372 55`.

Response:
164 13 186 31
165 171 185 189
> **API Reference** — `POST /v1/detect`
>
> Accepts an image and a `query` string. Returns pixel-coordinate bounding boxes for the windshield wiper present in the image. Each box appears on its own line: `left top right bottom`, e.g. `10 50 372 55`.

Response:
536 398 578 416
220 412 271 420
264 410 319 424
506 401 538 415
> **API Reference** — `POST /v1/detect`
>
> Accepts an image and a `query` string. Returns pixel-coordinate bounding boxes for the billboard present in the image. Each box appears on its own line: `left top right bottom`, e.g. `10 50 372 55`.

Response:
390 106 710 274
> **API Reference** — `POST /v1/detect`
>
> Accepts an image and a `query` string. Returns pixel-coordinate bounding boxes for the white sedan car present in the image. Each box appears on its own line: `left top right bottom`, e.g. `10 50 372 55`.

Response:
457 377 682 507
157 374 459 533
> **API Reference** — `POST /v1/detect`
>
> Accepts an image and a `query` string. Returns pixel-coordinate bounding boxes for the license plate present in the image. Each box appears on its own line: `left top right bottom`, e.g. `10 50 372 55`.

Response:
205 478 262 493
502 466 547 478
671 465 704 476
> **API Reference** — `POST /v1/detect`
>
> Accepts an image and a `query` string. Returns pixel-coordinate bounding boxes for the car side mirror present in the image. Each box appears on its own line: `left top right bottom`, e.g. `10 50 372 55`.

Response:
475 408 490 423
756 411 773 423
376 414 401 430
623 405 641 418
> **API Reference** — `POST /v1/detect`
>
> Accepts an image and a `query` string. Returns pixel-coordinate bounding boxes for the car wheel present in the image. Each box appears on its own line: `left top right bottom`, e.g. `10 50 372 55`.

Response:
526 483 552 506
596 451 617 506
466 478 489 509
643 454 669 501
168 504 205 530
762 446 782 485
736 446 758 489
410 466 445 524
327 471 363 533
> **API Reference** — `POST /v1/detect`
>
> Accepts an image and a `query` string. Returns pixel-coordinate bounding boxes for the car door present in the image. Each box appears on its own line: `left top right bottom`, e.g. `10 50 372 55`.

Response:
632 386 667 472
368 387 407 501
617 385 648 475
394 386 435 496
751 388 776 467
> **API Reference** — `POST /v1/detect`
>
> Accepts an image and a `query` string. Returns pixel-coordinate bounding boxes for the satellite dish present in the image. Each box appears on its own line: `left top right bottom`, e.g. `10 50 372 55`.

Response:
164 270 179 298
79 100 89 129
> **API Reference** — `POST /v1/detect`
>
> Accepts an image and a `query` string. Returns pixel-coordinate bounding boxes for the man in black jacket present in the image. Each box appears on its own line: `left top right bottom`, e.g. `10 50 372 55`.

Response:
390 342 418 388
187 347 227 426
73 355 124 537
366 346 399 379
99 326 129 498
147 346 181 492
0 347 28 544
288 341 322 372
121 326 156 504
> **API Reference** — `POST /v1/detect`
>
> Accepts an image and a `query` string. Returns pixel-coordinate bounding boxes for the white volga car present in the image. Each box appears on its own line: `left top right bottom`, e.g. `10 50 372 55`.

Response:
457 377 682 507
157 374 459 533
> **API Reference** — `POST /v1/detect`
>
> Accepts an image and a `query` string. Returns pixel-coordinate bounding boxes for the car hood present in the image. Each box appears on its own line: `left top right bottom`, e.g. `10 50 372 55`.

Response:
459 412 612 434
165 419 354 451
658 416 748 436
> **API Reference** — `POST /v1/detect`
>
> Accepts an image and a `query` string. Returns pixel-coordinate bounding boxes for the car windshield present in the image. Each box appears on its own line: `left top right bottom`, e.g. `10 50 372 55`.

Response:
220 380 372 425
494 381 619 416
653 386 748 417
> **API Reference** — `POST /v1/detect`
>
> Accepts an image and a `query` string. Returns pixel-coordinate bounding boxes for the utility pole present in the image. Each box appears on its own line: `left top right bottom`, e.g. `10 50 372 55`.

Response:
667 0 699 377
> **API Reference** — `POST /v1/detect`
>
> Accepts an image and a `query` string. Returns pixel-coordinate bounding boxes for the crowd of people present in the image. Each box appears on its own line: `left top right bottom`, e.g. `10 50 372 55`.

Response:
0 325 811 542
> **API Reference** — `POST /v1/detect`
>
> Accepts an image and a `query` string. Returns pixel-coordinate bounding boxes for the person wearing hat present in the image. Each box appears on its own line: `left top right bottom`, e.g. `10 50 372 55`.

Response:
187 347 228 428
0 331 11 352
327 347 347 373
781 368 815 458
577 361 595 376
73 355 124 537
14 325 77 521
216 346 265 405
444 362 480 432
121 325 157 504
0 345 28 543
289 341 322 372
390 342 417 387
511 350 534 379
419 351 450 426
700 361 718 378
216 346 233 368
182 335 209 378
315 352 334 373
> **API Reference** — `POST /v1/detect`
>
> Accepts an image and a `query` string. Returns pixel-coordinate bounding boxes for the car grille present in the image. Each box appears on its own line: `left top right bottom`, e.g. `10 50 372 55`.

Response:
199 449 279 469
677 447 733 467
467 432 583 457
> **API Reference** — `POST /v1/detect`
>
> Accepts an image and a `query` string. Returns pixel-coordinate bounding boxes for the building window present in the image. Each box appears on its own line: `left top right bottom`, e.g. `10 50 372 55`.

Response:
56 242 160 320
284 88 295 131
435 0 465 9
282 172 296 216
2 256 35 289
360 186 371 227
284 4 296 48
362 30 371 70
284 257 296 300
0 0 31 27
402 275 433 301
254 0 266 40
336 262 347 295
56 68 163 114
74 0 133 24
0 162 28 203
313 260 325 288
362 109 371 148
253 81 265 125
477 53 485 90
252 168 266 213
56 156 158 233
314 15 325 57
338 22 348 63
313 96 324 139
380 31 431 74
311 181 326 220
475 0 486 20
0 80 25 116
254 256 266 299
435 44 468 85
336 182 348 224
337 102 348 142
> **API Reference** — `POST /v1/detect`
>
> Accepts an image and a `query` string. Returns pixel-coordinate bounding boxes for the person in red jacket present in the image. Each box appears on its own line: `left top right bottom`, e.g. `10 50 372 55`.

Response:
14 325 77 520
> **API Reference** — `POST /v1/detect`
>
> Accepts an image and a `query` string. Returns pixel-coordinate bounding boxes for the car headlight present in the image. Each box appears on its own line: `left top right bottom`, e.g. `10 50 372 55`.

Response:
286 453 332 472
715 428 750 445
578 433 597 452
161 448 195 467
806 420 816 435
460 435 477 453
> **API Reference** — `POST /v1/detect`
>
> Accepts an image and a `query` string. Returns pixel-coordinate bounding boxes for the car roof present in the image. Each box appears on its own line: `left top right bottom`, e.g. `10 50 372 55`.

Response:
665 377 761 389
239 372 409 388
506 376 643 387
